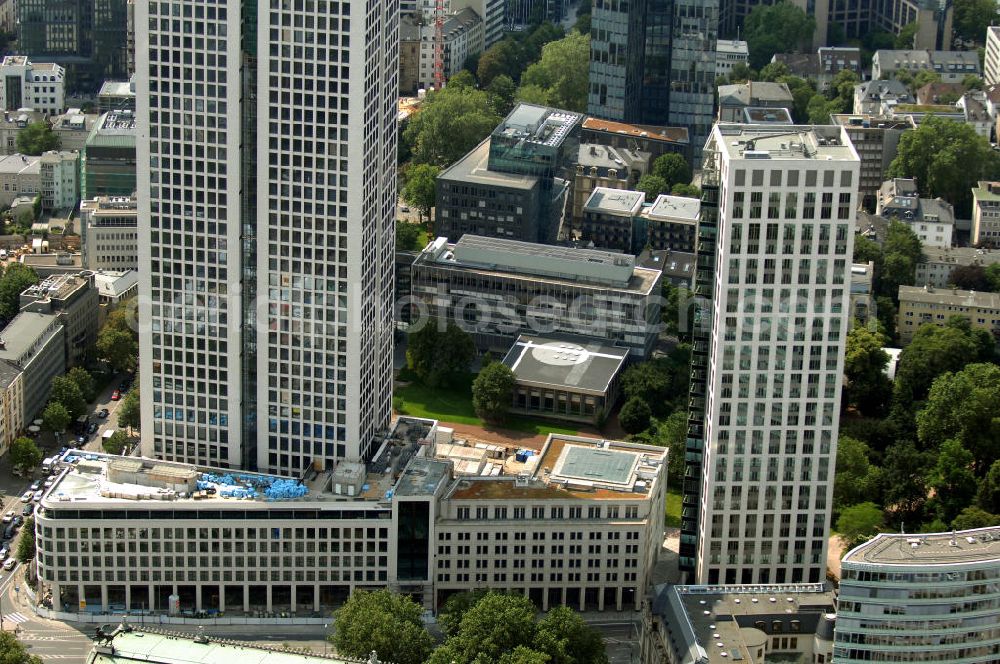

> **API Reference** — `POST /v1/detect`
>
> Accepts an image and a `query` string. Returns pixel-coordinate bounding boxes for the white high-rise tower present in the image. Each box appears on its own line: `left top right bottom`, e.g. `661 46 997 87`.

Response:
137 0 398 473
694 124 859 585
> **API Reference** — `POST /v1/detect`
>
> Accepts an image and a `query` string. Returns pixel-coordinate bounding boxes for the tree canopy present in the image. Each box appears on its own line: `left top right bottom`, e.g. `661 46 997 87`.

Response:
887 116 1000 218
0 263 39 323
9 437 42 472
917 362 1000 474
843 324 892 416
928 438 979 522
0 631 43 664
516 31 590 112
118 388 141 432
396 222 426 252
401 163 440 222
403 86 502 167
48 375 86 419
429 592 606 664
834 436 882 515
16 122 59 156
406 322 476 387
953 0 997 43
97 309 139 373
42 400 71 434
635 174 666 201
893 321 983 405
16 516 35 563
620 346 691 417
472 361 517 423
836 502 885 549
330 589 433 664
651 153 692 190
103 430 128 455
619 397 651 435
744 1 816 69
67 366 96 402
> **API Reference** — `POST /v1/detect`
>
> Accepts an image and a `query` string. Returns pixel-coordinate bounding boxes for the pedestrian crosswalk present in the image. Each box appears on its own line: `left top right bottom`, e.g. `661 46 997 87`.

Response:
2 611 29 624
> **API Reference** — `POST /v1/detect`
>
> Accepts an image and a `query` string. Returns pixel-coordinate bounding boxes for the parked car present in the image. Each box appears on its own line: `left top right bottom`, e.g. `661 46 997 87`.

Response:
29 481 40 491
0 547 8 560
3 558 15 570
75 435 86 447
13 516 23 527
87 422 99 435
21 504 33 517
111 390 121 401
19 491 32 503
1 511 12 524
32 490 43 502
43 479 54 489
98 408 109 419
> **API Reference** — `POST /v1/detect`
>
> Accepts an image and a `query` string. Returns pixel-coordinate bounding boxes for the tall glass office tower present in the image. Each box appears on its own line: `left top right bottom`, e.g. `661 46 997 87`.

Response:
586 0 717 160
137 0 398 474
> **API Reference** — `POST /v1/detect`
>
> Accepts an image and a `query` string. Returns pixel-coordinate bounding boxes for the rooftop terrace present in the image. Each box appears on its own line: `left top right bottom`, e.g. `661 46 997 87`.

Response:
842 527 1000 566
445 434 666 501
502 334 628 394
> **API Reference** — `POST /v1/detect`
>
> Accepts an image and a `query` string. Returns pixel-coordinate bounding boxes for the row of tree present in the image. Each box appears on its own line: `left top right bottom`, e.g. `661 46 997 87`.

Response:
330 589 607 664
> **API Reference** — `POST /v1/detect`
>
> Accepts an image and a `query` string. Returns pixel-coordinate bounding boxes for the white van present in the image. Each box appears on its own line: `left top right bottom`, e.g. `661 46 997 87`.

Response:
41 456 55 474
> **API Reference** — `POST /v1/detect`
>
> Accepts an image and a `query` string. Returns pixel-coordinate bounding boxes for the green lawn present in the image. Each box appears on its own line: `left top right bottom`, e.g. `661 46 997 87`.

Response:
394 375 581 437
664 490 682 528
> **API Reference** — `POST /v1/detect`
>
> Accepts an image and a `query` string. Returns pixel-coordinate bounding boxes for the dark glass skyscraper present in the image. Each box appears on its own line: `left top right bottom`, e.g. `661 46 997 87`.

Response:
16 0 128 91
587 0 718 161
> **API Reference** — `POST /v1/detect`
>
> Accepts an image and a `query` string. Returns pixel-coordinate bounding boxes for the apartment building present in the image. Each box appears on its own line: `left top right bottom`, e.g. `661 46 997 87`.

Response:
80 196 138 271
0 56 65 115
580 187 645 253
98 78 135 113
0 311 65 421
772 47 861 92
915 246 1000 288
973 181 1000 246
691 125 859 586
638 194 700 254
39 150 79 211
834 527 1000 663
0 361 23 459
399 8 483 93
0 109 42 155
873 49 979 83
717 82 794 123
853 80 911 116
35 420 667 616
410 235 662 358
50 109 98 152
580 118 689 166
876 178 954 248
137 0 398 472
716 40 749 78
831 115 915 211
987 26 1000 87
897 285 1000 343
567 143 647 228
19 273 99 368
641 583 837 664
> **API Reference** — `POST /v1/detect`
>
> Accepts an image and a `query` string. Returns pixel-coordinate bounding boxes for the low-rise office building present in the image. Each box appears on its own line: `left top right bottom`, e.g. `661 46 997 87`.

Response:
973 180 1000 247
501 334 627 425
640 583 837 664
897 285 1000 343
915 246 1000 288
94 270 138 316
771 46 861 92
36 420 668 616
436 104 582 244
410 235 662 358
876 178 954 247
835 527 1000 663
0 311 64 421
850 261 875 324
82 110 136 199
39 150 79 212
0 56 65 115
79 196 138 271
638 249 695 288
18 252 84 277
716 40 749 78
19 273 99 368
406 8 484 93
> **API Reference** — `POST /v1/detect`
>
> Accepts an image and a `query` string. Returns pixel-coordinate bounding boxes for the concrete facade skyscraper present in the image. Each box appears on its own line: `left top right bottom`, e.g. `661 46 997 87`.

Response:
137 0 398 474
688 125 859 585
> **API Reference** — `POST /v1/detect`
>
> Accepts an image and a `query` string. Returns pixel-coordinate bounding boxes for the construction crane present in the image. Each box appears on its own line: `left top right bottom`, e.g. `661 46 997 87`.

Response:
433 0 444 90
